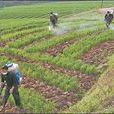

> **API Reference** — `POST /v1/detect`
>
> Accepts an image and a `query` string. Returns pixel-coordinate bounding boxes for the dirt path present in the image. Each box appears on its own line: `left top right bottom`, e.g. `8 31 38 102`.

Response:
45 39 76 57
82 41 114 65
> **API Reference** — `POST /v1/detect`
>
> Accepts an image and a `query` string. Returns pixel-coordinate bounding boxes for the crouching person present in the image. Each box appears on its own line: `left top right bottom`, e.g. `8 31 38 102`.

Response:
0 65 22 111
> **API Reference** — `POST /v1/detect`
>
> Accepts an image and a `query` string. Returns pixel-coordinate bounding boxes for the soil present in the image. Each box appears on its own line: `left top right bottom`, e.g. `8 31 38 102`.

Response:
82 41 114 65
1 104 28 113
0 98 28 113
45 39 76 57
0 42 5 47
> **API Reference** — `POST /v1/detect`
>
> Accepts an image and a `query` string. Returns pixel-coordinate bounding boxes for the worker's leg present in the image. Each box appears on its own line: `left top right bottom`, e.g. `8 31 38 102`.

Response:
106 22 110 28
106 23 109 28
12 87 21 107
51 21 56 28
55 19 57 27
2 87 10 107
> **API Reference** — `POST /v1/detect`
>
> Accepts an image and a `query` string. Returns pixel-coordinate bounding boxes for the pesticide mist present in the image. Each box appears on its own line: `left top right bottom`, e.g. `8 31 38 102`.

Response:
49 23 70 35
49 12 114 35
109 25 114 30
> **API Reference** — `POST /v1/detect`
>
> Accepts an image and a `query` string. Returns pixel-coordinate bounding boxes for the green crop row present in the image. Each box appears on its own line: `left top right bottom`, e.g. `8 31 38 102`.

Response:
1 19 36 30
10 87 56 113
1 27 46 42
1 19 48 35
61 30 114 59
8 30 52 48
25 25 105 53
51 57 97 75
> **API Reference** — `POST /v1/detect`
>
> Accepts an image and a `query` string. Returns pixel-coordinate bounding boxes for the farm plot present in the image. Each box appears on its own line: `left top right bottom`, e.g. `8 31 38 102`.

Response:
0 1 114 113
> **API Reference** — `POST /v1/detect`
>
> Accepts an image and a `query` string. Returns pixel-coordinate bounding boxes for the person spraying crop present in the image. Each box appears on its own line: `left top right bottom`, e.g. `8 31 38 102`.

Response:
49 12 58 28
0 62 22 95
0 62 22 111
104 11 114 28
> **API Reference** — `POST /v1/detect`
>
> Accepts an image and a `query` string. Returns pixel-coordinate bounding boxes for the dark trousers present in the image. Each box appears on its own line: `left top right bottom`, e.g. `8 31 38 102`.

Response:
106 21 111 28
105 19 112 28
2 86 21 107
51 20 57 28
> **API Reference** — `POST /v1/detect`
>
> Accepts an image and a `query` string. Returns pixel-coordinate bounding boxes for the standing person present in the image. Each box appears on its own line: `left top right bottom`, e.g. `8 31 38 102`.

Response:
50 12 58 28
105 11 113 28
0 65 21 111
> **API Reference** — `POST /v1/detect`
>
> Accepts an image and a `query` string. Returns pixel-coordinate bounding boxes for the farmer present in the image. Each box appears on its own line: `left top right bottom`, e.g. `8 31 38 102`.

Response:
0 65 21 110
105 11 113 28
50 12 58 28
0 61 21 96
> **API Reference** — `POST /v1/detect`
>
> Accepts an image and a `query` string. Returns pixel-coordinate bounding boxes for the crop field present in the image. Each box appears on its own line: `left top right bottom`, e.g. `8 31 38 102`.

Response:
0 1 114 113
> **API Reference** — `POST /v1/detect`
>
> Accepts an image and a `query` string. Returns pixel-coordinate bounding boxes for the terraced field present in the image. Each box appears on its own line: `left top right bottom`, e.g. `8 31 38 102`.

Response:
0 1 114 113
